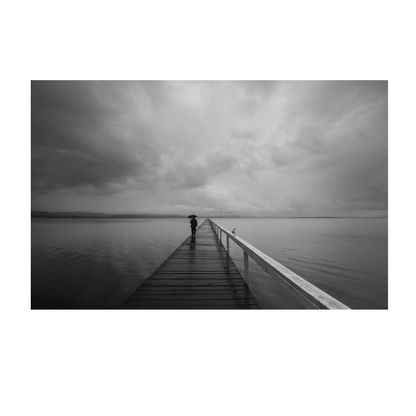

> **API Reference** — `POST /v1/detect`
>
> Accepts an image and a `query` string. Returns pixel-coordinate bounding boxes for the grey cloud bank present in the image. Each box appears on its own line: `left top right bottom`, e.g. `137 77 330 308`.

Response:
31 81 387 217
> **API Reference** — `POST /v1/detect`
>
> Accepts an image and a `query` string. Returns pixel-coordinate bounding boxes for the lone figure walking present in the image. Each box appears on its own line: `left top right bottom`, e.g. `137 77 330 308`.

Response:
188 214 198 236
190 217 198 236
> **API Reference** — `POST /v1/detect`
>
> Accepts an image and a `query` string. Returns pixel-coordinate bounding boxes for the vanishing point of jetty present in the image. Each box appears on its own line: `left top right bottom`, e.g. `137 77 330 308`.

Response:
121 219 349 309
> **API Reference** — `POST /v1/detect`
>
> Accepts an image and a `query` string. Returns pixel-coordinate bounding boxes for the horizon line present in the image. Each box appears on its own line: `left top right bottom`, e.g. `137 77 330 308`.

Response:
31 210 388 219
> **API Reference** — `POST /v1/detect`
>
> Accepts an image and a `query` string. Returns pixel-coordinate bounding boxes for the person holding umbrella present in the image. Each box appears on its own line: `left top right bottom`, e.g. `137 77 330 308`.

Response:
188 215 198 236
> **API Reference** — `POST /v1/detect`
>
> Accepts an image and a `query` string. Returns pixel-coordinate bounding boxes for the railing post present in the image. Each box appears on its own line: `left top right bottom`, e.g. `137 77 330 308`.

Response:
244 251 249 285
226 235 229 252
220 229 222 244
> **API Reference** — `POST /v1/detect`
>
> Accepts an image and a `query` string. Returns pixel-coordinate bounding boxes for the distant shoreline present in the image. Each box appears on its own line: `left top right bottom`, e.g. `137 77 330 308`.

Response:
31 211 387 219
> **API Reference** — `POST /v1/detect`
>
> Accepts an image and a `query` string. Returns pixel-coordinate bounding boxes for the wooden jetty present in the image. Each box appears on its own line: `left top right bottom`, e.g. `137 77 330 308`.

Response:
121 219 349 310
121 220 260 309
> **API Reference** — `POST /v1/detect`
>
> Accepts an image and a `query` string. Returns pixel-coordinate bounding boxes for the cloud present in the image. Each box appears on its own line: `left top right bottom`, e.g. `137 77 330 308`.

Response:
31 81 166 192
164 152 236 190
31 81 387 216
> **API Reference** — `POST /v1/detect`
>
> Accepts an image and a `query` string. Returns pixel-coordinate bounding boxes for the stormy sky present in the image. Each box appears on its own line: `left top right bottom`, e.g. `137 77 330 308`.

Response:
31 81 387 217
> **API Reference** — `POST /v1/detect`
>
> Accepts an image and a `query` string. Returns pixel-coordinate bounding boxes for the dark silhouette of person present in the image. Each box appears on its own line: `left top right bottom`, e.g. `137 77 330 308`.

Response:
190 217 198 236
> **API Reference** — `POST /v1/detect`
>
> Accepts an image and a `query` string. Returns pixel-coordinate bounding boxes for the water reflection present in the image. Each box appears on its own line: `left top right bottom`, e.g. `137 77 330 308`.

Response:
31 218 202 309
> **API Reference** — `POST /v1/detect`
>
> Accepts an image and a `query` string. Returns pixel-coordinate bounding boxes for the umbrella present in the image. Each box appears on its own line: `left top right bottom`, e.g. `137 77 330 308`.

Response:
187 215 197 219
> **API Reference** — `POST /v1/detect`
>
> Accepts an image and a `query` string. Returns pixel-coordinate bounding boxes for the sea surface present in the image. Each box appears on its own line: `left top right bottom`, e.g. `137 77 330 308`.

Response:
31 217 388 309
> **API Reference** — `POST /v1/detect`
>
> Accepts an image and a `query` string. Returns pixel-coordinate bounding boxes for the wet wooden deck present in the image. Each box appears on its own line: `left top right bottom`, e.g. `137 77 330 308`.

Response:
120 220 260 309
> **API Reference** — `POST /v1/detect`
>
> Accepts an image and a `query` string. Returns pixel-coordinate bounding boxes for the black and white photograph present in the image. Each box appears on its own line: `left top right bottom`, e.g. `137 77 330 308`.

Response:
31 80 388 310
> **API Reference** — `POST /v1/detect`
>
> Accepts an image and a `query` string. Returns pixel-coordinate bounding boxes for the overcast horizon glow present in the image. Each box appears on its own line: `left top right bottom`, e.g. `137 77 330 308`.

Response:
31 81 387 217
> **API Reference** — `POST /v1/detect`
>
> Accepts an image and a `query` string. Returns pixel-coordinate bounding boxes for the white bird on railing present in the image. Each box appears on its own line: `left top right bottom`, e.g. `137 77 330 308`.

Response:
232 228 236 235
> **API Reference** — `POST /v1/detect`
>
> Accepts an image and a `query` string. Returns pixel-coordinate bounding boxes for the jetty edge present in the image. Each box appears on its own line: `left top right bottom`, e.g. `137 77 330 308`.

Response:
209 219 350 309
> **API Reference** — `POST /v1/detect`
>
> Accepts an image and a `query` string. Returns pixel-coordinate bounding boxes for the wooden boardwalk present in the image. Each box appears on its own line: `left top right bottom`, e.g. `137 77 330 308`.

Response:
120 220 260 309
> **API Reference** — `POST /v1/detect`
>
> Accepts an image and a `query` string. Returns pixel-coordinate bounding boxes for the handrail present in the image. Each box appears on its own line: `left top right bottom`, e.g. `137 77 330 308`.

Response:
208 219 350 310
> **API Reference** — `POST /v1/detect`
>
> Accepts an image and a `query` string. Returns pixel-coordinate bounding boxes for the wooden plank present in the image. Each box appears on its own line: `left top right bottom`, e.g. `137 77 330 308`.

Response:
123 299 260 306
134 281 249 287
121 305 259 309
120 219 260 309
128 294 257 300
131 288 253 294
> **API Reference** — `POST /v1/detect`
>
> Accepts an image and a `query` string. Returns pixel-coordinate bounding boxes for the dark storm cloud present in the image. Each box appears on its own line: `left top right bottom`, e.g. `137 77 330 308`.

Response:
32 81 387 216
31 81 162 192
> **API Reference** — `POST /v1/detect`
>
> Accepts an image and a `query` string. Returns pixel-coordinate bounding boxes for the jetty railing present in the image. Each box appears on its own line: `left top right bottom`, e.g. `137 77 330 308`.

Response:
208 219 349 310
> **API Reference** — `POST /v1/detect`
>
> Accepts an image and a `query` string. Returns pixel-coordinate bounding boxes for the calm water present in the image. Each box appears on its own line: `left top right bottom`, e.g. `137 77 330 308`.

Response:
31 217 387 309
215 218 387 309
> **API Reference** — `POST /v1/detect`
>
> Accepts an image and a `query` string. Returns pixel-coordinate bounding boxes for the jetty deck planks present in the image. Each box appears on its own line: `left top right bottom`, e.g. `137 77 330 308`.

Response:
120 219 260 309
